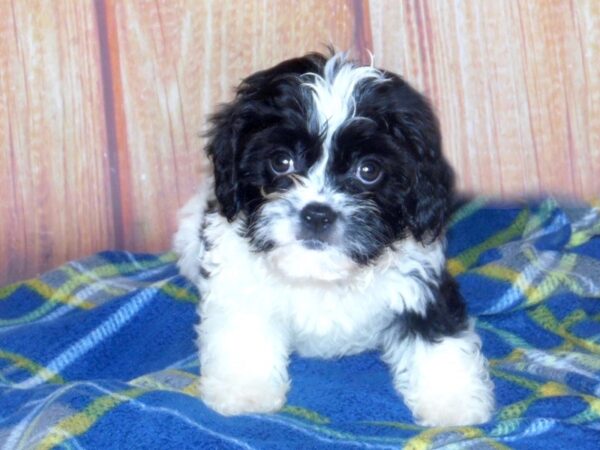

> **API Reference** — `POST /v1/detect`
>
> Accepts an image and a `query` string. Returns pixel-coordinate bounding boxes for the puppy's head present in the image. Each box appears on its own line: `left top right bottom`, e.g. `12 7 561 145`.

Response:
206 53 454 282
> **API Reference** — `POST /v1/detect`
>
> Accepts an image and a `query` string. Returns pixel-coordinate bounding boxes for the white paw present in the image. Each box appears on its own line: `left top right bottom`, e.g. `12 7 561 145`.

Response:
199 376 288 416
410 384 494 427
403 351 495 426
394 330 495 427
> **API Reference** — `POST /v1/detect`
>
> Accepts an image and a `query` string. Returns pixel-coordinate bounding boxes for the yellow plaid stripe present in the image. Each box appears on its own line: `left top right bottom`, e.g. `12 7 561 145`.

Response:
36 387 146 450
0 279 95 309
0 350 65 385
129 369 200 396
0 254 186 328
448 209 530 276
405 425 510 450
283 405 331 425
529 306 600 353
469 250 579 314
161 283 198 303
447 197 488 227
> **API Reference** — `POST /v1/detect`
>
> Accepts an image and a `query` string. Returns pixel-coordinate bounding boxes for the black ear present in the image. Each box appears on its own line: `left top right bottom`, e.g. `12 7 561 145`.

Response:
407 160 453 242
204 53 327 222
205 104 242 221
391 86 454 242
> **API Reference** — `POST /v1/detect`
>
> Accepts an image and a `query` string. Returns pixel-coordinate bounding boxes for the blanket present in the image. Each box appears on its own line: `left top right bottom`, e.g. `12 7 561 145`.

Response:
1 198 599 449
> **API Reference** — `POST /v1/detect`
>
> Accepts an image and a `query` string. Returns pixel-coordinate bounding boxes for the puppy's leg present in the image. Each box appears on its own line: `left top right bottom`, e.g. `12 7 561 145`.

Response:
383 323 494 426
197 308 290 416
382 272 494 426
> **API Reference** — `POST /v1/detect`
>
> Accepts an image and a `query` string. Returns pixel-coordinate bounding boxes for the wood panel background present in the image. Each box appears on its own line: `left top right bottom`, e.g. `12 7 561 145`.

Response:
1 0 598 285
0 1 113 285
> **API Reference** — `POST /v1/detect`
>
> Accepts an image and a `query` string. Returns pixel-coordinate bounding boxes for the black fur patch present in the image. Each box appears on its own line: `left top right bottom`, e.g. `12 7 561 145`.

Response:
198 211 215 252
391 271 468 343
198 265 211 279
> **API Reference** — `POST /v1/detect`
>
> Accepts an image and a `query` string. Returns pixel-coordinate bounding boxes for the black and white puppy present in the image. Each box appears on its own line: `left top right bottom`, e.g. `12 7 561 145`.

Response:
174 52 494 426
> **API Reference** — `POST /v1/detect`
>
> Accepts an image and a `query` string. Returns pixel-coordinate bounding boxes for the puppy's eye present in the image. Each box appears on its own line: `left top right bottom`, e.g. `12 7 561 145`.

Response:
270 152 295 175
356 159 383 185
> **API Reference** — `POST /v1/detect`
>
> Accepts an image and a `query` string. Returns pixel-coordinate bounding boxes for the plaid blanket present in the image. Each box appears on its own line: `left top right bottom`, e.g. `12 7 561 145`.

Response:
1 198 599 449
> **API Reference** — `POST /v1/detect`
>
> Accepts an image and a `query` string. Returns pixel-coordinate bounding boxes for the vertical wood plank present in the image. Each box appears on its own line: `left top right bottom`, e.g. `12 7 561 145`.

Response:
369 0 599 197
573 0 600 196
0 0 114 285
105 0 363 252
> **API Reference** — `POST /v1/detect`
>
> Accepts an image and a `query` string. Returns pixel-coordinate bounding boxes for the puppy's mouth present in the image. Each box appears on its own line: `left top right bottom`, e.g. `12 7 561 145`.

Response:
268 236 357 283
299 238 328 250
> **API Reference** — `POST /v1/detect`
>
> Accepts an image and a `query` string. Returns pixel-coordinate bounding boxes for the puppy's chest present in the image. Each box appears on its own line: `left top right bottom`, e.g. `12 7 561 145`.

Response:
284 288 391 358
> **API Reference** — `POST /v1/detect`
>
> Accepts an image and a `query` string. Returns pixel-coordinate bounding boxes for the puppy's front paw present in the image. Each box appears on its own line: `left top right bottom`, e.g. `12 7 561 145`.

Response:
403 352 494 426
200 376 288 416
392 332 494 427
409 383 494 427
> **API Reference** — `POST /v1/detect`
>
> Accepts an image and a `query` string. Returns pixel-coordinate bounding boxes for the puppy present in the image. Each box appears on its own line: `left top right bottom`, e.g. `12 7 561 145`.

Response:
174 52 494 426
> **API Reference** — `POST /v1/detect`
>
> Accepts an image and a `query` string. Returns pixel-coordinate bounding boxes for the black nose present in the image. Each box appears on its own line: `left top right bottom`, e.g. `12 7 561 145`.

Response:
300 202 338 233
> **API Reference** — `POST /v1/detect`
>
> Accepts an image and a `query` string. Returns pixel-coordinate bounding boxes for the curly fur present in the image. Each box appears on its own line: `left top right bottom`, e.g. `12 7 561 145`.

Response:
174 52 494 426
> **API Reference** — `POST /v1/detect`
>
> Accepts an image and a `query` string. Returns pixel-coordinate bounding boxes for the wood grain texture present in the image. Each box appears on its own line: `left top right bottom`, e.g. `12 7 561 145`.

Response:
105 0 363 252
0 0 114 286
370 0 600 197
1 0 598 286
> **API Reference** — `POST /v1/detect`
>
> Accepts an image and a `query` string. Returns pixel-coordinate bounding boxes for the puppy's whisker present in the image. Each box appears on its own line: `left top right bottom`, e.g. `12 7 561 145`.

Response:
287 173 307 188
345 198 380 216
261 188 288 201
260 186 273 198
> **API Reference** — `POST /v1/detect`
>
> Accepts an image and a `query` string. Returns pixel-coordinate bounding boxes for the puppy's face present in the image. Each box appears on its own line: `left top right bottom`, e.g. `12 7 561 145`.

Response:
207 53 453 282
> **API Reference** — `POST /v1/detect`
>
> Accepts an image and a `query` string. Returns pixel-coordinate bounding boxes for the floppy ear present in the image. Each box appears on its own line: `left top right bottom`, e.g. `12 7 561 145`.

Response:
205 104 242 221
406 159 453 242
391 89 454 242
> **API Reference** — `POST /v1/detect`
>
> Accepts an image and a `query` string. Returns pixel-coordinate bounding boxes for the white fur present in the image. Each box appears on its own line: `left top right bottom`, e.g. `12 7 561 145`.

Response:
173 194 494 425
173 176 212 290
304 54 386 146
302 54 387 186
252 178 378 282
382 322 494 426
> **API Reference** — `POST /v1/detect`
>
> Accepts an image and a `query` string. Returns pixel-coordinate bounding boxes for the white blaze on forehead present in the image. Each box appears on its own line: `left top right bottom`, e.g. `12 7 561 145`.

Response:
302 54 387 185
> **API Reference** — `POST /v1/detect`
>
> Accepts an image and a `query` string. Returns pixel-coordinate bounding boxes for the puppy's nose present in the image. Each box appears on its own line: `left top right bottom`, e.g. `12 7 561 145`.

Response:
300 202 338 233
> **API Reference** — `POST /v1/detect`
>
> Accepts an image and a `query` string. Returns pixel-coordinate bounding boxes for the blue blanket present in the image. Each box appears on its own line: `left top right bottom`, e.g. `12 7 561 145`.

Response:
1 198 599 449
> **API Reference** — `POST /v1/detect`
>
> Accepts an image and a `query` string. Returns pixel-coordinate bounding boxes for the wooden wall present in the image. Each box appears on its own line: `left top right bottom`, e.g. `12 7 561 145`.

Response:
1 0 598 285
370 0 599 196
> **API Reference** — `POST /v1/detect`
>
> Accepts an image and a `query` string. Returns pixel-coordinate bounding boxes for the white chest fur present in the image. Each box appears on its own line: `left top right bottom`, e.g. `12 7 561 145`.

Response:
196 209 444 359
